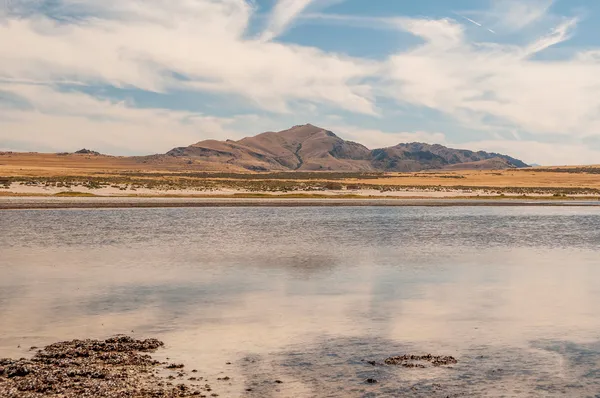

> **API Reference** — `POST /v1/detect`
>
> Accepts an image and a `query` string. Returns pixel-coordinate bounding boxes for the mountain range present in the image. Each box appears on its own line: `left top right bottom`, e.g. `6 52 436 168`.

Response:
165 124 528 172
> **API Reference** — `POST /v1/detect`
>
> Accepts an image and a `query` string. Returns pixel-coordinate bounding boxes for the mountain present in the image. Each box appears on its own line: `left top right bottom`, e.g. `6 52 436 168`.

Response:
371 142 529 172
166 124 528 172
167 124 373 171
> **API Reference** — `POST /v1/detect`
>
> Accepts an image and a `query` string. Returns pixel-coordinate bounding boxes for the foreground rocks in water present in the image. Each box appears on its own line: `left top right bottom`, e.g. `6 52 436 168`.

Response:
384 354 458 368
0 336 213 398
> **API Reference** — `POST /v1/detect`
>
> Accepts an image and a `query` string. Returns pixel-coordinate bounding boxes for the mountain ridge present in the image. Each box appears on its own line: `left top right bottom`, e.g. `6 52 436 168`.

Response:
166 124 529 172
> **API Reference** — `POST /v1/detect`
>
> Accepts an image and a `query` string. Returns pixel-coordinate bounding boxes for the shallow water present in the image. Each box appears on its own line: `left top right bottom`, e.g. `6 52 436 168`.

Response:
1 207 600 397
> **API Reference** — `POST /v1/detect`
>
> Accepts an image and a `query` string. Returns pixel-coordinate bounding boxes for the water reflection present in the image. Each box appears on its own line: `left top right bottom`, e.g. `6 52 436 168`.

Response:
1 207 600 395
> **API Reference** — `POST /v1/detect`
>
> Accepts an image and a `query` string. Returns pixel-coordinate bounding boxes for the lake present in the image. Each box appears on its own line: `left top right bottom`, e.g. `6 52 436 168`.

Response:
1 207 600 397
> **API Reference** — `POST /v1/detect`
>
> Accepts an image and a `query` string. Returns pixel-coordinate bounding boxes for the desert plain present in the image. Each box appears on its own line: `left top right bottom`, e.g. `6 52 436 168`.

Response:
0 152 599 204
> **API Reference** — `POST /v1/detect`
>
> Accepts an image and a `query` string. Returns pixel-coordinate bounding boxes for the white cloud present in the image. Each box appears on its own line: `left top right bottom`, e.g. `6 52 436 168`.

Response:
0 0 376 115
0 83 250 154
384 16 600 139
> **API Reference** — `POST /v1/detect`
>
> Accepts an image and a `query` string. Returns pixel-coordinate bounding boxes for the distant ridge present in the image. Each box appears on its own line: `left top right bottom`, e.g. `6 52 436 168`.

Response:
166 124 529 172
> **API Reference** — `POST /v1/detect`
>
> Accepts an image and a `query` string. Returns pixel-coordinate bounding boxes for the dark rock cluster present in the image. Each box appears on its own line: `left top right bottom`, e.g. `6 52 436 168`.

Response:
384 354 458 368
0 336 216 398
74 149 101 155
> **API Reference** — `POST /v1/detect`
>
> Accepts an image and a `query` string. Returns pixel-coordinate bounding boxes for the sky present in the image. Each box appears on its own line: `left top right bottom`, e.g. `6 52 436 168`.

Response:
1 0 600 165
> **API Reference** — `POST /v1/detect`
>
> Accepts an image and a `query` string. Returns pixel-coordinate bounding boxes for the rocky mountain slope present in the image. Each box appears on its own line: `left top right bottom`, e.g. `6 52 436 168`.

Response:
166 124 528 172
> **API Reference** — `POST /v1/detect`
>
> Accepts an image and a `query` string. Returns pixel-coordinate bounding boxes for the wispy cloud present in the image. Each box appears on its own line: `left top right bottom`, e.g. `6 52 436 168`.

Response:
301 13 403 30
524 18 578 56
260 0 349 41
490 0 554 32
260 0 316 41
303 13 468 45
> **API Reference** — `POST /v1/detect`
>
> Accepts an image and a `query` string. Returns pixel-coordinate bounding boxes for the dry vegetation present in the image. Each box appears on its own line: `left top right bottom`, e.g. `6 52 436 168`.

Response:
349 168 600 189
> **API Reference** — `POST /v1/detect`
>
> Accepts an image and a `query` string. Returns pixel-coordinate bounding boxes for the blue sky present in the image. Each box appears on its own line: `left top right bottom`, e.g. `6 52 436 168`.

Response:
1 0 600 165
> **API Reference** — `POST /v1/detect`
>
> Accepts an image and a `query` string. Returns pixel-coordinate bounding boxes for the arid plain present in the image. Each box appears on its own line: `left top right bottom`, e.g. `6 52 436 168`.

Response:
1 152 599 200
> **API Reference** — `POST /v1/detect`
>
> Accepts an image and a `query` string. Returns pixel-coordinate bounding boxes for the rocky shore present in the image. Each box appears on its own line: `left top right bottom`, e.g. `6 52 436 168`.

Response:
0 336 217 398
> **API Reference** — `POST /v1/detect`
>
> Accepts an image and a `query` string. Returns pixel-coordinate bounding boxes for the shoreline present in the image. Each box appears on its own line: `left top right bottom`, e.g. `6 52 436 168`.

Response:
1 196 599 209
0 335 459 397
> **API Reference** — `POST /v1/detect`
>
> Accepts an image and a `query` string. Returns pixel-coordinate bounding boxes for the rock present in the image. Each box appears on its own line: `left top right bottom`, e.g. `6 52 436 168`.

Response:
6 364 30 378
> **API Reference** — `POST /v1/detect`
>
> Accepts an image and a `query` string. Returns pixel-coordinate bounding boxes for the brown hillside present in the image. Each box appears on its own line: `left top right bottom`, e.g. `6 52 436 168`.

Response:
168 124 374 171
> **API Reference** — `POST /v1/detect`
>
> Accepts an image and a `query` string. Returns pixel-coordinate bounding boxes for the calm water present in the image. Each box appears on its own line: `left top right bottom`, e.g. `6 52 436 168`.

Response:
1 207 600 397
